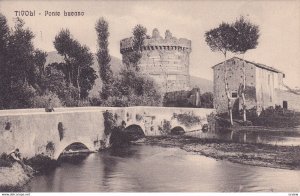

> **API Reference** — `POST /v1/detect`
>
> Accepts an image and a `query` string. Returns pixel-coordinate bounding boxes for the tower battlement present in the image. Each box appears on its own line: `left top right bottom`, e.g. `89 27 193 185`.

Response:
120 29 191 54
120 28 191 92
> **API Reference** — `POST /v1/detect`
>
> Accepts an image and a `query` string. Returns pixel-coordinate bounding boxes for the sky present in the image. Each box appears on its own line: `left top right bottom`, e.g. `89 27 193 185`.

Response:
1 0 300 88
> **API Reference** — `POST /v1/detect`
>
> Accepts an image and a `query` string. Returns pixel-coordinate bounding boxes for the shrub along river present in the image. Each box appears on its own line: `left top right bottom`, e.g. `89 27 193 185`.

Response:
23 143 300 192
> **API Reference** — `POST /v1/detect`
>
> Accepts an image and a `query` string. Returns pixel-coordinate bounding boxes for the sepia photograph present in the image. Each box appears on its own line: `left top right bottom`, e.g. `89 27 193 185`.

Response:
0 0 300 194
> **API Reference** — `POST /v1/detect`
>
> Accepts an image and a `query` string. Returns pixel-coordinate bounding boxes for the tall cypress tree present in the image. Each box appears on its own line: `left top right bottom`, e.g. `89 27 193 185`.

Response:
95 18 113 100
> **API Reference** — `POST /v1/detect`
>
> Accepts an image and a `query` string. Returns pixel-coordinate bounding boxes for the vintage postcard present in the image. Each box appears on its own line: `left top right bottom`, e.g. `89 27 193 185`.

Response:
0 0 299 194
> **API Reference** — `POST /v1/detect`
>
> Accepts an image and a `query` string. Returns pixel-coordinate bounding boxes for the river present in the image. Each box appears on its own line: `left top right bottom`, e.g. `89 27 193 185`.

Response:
24 144 300 192
186 126 300 146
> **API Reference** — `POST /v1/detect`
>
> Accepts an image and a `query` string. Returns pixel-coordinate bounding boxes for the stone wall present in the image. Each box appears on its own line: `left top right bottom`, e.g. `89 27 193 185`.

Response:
120 29 191 92
275 89 300 112
213 58 256 114
255 68 285 113
213 57 285 114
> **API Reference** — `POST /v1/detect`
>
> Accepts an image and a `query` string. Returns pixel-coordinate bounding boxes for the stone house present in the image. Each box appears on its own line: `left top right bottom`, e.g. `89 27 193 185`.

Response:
212 57 285 114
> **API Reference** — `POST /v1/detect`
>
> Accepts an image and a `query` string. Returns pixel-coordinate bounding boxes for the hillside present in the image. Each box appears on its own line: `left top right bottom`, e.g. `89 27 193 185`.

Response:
190 76 213 93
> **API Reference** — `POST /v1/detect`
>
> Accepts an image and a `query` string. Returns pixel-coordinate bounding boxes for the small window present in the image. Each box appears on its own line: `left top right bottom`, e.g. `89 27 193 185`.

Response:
231 91 238 98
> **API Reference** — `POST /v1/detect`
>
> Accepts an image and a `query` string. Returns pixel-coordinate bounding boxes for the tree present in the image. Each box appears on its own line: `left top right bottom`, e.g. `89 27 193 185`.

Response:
0 13 10 108
32 49 48 94
95 18 113 100
205 22 235 125
54 29 76 85
122 24 147 71
44 63 68 98
102 67 162 107
231 16 259 122
7 18 35 86
53 29 97 100
0 15 49 109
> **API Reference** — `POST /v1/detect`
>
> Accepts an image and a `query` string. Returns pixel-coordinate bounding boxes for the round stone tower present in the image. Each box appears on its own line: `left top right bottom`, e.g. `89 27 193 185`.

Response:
120 28 192 92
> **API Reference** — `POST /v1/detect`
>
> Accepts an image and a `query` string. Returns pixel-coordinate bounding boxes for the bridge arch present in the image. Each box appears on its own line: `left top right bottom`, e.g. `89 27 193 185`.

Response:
109 124 145 147
54 141 91 160
170 126 185 135
124 124 145 139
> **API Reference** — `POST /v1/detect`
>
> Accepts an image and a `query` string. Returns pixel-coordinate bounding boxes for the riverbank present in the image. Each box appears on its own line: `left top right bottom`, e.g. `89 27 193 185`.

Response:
0 154 58 192
1 135 300 192
144 135 300 170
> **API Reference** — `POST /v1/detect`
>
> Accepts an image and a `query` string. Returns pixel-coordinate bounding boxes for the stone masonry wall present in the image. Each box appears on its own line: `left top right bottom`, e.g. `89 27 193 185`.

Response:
120 29 191 92
213 57 257 114
213 57 285 114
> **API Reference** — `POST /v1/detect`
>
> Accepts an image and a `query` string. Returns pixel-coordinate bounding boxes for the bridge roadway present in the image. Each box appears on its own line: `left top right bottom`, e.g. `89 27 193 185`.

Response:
0 106 215 160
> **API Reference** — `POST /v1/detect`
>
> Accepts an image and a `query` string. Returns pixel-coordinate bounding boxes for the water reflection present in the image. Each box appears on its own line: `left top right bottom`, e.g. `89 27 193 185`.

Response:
25 144 300 192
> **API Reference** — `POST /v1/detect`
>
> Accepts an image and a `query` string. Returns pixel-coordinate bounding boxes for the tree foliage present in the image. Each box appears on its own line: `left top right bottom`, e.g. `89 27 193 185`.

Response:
122 24 148 71
0 13 10 107
201 92 214 108
231 16 260 54
132 24 147 52
205 22 235 57
102 67 162 107
0 15 49 109
53 29 97 99
95 18 113 100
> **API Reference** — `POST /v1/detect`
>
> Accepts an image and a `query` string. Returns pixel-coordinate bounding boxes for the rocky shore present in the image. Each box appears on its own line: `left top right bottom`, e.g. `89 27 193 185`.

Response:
144 135 300 170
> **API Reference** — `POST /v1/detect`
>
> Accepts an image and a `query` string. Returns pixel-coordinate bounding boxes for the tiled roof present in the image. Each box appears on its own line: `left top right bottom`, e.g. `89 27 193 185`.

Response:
212 57 284 74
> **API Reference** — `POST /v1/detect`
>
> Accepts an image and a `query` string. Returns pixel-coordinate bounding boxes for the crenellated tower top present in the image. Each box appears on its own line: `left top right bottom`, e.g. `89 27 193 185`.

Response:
120 29 191 54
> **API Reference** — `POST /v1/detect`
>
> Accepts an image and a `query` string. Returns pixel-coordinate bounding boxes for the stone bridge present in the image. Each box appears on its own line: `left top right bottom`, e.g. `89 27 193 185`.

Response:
0 107 215 160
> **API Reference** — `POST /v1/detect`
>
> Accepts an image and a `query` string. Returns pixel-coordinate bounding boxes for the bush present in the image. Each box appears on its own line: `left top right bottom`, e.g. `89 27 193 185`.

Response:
89 96 102 106
248 106 300 127
59 85 80 107
160 120 171 134
7 82 37 109
173 112 201 127
103 110 117 135
201 92 214 108
24 154 57 173
30 93 63 108
102 96 129 107
77 99 91 107
101 67 163 107
0 153 13 167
